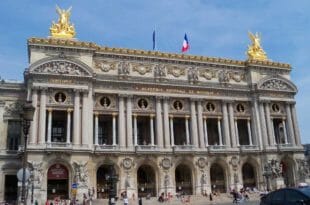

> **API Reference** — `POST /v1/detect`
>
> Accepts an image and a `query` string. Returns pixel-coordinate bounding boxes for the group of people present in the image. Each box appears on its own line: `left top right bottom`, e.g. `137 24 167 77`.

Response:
230 188 250 204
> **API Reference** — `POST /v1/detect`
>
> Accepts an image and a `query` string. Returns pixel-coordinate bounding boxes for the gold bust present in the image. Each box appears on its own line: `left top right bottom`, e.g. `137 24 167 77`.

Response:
50 5 76 38
246 32 268 61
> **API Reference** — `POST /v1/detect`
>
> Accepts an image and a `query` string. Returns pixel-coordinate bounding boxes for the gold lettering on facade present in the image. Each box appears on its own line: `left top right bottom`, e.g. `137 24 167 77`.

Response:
49 79 73 84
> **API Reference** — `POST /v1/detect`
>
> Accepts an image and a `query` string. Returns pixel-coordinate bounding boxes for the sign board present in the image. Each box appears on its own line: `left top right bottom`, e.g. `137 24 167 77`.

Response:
72 183 78 189
17 168 30 182
47 164 68 179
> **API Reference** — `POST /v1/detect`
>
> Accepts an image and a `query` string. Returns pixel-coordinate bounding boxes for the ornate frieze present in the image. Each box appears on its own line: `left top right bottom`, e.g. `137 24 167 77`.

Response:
33 61 90 76
154 64 167 79
118 61 131 76
4 101 23 117
132 63 152 75
258 77 297 92
199 69 216 80
188 67 199 83
167 66 185 78
94 60 117 72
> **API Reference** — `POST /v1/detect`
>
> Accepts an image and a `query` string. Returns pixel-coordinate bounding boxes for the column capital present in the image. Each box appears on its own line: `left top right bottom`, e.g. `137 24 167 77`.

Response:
222 99 234 104
163 96 170 101
155 96 163 100
282 117 286 120
39 87 48 92
94 111 99 116
150 114 155 118
112 112 118 116
259 99 271 104
47 108 53 112
217 117 222 120
286 101 296 105
133 113 137 117
203 116 207 119
185 115 190 119
169 114 174 118
67 108 73 113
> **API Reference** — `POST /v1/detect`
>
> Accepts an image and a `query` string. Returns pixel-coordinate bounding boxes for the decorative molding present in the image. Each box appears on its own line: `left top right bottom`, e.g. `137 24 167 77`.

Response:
132 63 152 75
199 69 216 80
4 101 23 117
32 61 90 76
258 76 297 92
94 60 117 72
167 66 185 78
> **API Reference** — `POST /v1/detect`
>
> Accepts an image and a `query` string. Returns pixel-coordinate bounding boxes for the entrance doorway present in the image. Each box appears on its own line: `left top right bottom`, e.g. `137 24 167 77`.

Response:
175 164 193 195
97 165 117 199
210 163 226 193
137 165 156 197
5 175 18 203
242 163 256 188
47 164 69 199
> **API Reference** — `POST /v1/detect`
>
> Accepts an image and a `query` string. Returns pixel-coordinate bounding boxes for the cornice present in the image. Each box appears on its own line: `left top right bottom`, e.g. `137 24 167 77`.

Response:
28 37 291 70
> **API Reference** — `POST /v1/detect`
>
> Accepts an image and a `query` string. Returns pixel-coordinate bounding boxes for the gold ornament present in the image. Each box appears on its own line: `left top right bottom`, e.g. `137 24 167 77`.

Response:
246 32 268 61
50 5 76 38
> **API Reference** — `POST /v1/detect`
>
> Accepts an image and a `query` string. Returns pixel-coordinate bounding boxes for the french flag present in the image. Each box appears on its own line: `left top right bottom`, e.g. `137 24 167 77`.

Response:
182 33 189 52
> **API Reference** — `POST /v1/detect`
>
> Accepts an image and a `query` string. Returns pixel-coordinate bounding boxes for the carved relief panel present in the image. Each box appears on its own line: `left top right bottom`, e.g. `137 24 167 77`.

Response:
202 101 222 116
47 89 73 106
234 102 251 117
133 96 154 112
170 99 189 113
95 95 117 110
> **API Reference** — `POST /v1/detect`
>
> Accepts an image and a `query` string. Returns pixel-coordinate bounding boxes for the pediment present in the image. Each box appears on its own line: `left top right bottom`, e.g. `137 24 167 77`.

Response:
257 75 297 93
29 59 92 77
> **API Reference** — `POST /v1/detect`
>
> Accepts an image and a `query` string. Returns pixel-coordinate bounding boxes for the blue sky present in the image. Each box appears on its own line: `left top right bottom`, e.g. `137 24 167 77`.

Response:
0 1 309 144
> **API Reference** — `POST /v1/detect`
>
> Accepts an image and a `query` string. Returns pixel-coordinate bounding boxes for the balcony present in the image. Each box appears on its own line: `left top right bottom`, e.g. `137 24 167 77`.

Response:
46 142 73 151
239 145 259 153
135 145 157 153
94 144 119 152
207 145 227 153
173 145 196 153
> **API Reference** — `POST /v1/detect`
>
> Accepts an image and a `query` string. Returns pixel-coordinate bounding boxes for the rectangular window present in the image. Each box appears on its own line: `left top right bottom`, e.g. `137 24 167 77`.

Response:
7 120 21 150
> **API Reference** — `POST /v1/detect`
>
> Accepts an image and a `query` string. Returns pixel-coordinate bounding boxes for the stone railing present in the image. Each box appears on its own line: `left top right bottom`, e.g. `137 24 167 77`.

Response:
135 145 157 152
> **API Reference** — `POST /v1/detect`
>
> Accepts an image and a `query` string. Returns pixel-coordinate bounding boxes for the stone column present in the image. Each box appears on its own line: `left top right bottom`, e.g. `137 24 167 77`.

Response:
169 115 174 146
222 102 230 146
282 118 288 144
285 103 295 145
163 97 170 148
190 100 198 147
228 102 235 147
82 91 89 146
38 88 47 144
247 119 253 145
251 98 262 148
217 118 223 146
291 103 301 146
155 97 164 148
197 101 205 148
234 119 239 146
47 108 52 144
265 102 275 145
66 109 72 144
203 117 208 146
94 112 99 145
150 114 155 146
133 114 138 146
118 95 126 148
185 116 190 145
126 96 133 148
112 113 117 145
259 102 268 148
30 89 38 145
73 90 81 145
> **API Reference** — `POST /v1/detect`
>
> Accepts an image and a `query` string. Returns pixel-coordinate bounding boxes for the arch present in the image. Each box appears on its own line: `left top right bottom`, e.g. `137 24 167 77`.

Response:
47 163 69 199
137 164 156 197
28 57 93 77
242 163 256 189
257 75 297 93
280 156 296 187
175 164 193 195
210 163 226 193
96 164 117 199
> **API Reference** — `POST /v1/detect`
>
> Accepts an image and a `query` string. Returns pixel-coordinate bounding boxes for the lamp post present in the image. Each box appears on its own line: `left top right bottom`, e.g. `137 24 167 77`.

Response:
105 165 118 205
20 101 35 205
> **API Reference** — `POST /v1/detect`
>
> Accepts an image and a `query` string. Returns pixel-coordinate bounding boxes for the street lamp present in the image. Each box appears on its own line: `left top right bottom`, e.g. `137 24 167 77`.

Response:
105 165 118 205
20 101 35 205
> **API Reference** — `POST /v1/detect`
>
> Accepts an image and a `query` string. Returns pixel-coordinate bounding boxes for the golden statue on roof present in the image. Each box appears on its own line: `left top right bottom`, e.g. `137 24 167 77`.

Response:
50 5 76 38
247 32 268 61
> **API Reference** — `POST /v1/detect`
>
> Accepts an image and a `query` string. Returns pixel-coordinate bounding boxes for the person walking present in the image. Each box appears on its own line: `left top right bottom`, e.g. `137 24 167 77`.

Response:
123 196 128 205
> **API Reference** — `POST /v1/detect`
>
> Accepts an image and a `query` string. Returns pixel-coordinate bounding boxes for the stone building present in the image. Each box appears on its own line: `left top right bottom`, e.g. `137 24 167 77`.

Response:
0 8 308 204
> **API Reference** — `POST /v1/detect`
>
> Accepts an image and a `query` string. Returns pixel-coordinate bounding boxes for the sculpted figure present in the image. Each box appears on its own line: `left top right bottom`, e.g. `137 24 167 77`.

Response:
247 32 268 61
50 5 76 38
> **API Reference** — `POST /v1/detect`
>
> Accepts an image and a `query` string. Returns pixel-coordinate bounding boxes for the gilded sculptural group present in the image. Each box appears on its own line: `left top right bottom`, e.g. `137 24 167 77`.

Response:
50 6 76 38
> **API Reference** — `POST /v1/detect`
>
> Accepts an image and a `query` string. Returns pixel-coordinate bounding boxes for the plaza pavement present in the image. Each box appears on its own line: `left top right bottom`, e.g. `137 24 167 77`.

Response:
92 192 261 205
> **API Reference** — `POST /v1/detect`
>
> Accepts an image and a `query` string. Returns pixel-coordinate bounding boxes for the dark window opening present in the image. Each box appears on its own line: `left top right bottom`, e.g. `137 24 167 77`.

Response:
7 120 21 150
173 117 187 145
137 116 151 145
5 175 18 203
237 119 249 145
98 115 113 145
51 111 68 143
273 119 285 144
207 119 219 145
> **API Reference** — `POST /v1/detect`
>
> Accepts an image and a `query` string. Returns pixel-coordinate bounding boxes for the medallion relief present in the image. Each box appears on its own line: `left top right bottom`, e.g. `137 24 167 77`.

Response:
94 60 117 72
167 66 185 78
132 63 152 75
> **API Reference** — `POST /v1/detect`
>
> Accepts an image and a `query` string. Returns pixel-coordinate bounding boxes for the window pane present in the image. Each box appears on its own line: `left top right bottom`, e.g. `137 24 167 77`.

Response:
7 121 21 150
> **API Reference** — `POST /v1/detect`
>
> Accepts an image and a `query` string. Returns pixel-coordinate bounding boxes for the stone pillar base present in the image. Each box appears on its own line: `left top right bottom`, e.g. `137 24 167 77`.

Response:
272 177 285 190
